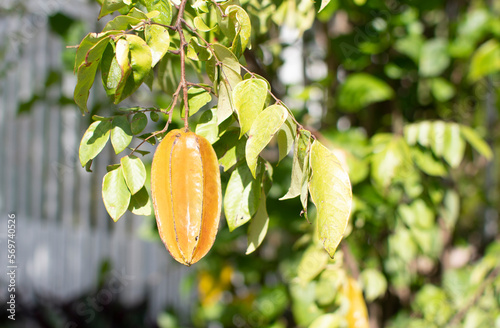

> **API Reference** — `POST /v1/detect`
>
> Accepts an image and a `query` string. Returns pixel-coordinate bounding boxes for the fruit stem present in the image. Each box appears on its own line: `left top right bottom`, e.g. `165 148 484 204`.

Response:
176 0 190 129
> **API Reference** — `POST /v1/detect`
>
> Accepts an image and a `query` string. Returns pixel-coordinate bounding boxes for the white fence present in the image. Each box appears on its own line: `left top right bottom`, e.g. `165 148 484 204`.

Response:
0 0 192 323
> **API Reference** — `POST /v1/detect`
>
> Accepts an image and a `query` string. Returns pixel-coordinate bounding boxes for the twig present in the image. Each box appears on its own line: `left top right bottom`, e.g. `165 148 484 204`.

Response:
129 83 181 156
176 0 190 129
209 0 226 17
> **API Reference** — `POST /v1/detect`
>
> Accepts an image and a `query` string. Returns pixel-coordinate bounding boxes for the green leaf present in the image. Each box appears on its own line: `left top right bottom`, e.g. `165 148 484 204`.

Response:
193 17 215 32
309 314 343 328
337 73 394 112
460 126 493 160
223 5 252 57
224 163 261 231
102 15 142 32
431 77 455 102
297 244 329 283
128 186 153 216
419 38 450 77
443 123 466 168
246 190 269 254
281 129 311 200
187 37 212 61
144 0 172 25
245 105 288 178
309 140 352 257
115 35 152 103
399 199 434 230
212 43 241 73
394 34 424 63
131 112 148 135
192 0 209 13
371 136 413 188
110 116 133 154
360 269 387 302
213 128 246 171
145 24 170 67
290 281 324 326
144 25 170 67
79 120 112 167
217 67 242 124
315 270 343 306
74 36 111 113
120 155 146 195
318 0 332 13
430 121 446 157
440 190 459 229
128 7 149 19
277 114 296 162
99 0 127 19
411 147 447 177
102 166 131 221
75 32 117 73
101 42 124 97
150 111 159 122
183 87 212 117
195 108 218 144
469 39 500 82
232 78 268 137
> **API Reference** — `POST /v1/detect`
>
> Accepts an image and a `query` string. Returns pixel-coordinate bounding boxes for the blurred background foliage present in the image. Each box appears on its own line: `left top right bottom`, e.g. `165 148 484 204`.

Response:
178 0 500 327
3 0 500 327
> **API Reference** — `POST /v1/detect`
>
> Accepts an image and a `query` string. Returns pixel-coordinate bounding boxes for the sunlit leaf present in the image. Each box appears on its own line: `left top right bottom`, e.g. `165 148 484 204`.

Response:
75 32 117 73
246 190 269 254
297 244 329 283
115 35 152 103
371 136 413 189
187 37 212 61
277 114 296 162
217 66 242 124
195 109 218 144
110 116 133 154
460 126 493 160
469 39 500 82
102 166 131 221
411 147 447 177
183 87 212 117
222 5 252 57
74 36 111 113
443 123 466 168
214 128 246 171
360 269 387 302
99 0 127 19
246 105 288 178
212 43 241 73
232 78 268 137
419 39 450 77
309 140 352 257
79 120 112 166
121 155 146 195
128 186 153 216
337 73 394 112
281 129 311 200
318 0 331 13
224 163 261 231
309 314 343 328
144 0 172 25
102 15 142 32
194 16 215 32
145 24 170 67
